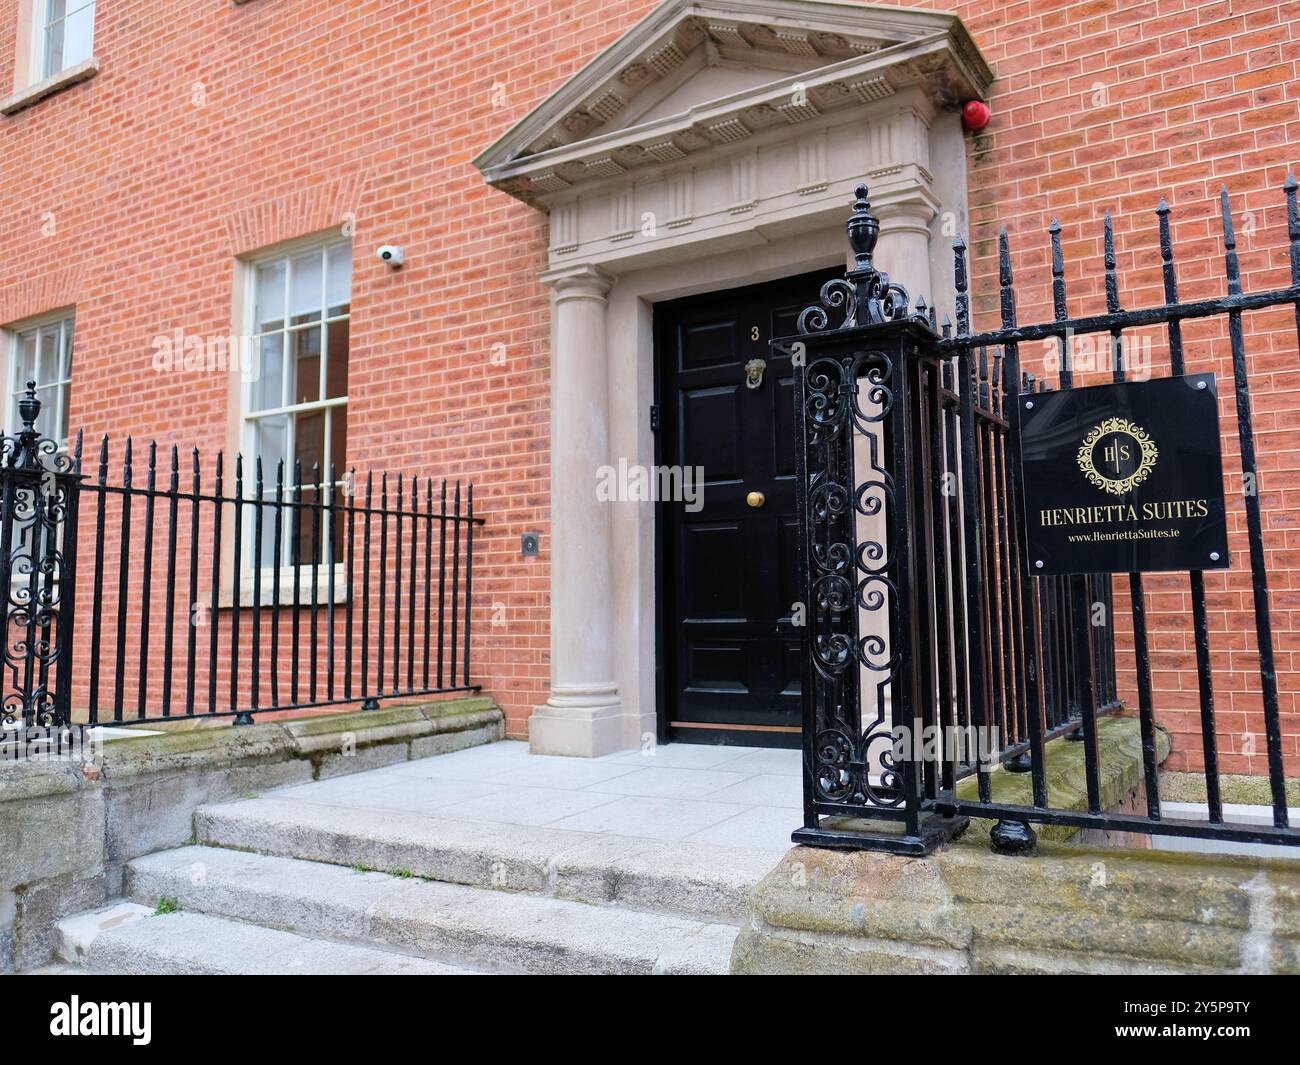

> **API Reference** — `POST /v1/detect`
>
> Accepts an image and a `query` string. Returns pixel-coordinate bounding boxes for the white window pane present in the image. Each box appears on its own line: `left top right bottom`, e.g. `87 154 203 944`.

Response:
58 382 70 443
38 327 59 383
32 393 53 440
255 261 286 331
19 331 37 386
289 251 323 324
61 4 94 68
252 334 284 411
254 416 289 485
60 319 74 377
291 326 321 405
326 243 351 316
43 23 64 78
324 318 349 398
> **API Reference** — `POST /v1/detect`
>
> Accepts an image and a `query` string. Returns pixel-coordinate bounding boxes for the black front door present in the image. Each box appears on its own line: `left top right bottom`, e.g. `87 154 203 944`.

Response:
655 269 840 747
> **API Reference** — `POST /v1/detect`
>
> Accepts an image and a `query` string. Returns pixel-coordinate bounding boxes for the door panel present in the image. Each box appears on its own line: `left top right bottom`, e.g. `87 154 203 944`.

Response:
655 268 841 747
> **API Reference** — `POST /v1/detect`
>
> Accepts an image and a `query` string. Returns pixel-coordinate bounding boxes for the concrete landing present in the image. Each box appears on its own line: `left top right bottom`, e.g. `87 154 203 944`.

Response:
254 738 803 849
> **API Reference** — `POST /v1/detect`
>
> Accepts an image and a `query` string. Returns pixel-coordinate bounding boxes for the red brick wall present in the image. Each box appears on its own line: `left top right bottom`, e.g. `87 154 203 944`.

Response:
951 0 1300 777
0 0 1296 774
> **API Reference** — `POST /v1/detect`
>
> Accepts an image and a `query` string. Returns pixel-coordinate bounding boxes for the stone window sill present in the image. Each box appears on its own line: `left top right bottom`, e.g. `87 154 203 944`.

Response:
218 564 350 609
1 58 100 117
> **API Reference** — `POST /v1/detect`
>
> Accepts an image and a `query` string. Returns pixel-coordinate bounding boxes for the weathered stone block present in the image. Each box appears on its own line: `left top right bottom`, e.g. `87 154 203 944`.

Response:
0 762 104 886
409 720 503 760
733 839 1300 975
12 873 107 971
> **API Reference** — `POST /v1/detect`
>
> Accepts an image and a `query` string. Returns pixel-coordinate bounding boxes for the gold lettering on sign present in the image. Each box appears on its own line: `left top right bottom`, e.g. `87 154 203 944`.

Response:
1039 499 1209 527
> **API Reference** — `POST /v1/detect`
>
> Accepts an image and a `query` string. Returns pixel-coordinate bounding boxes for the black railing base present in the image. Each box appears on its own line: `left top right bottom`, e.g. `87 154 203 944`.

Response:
793 815 969 856
990 819 1038 856
232 712 255 727
1003 751 1033 773
360 698 380 712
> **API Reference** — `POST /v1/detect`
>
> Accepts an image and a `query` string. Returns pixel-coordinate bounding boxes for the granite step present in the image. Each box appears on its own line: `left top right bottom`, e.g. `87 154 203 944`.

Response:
123 845 739 975
57 906 480 976
193 795 780 921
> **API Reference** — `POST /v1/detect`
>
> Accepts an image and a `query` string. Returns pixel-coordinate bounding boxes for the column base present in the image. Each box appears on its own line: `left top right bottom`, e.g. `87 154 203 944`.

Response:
528 687 626 757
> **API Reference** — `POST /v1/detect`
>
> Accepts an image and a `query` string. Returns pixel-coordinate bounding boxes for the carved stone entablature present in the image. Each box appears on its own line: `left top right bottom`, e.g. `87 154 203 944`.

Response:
475 0 992 212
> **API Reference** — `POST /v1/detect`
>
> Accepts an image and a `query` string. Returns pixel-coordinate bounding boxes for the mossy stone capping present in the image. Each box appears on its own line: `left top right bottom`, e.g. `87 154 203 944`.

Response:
88 696 502 781
1160 770 1300 808
948 717 1169 842
735 839 1300 975
0 759 87 802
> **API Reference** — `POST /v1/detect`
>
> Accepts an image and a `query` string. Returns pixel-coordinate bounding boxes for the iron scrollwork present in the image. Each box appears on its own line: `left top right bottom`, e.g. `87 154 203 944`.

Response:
0 383 81 731
797 184 915 334
800 346 902 809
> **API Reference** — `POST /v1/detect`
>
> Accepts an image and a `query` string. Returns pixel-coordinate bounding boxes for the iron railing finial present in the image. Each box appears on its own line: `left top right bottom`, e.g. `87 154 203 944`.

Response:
11 380 44 471
797 182 917 333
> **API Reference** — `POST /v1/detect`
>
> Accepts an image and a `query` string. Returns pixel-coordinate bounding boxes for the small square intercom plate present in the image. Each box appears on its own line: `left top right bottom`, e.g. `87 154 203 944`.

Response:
521 532 540 556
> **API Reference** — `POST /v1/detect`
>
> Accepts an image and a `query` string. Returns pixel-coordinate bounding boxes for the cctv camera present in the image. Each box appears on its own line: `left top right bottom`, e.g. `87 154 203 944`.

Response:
377 245 404 268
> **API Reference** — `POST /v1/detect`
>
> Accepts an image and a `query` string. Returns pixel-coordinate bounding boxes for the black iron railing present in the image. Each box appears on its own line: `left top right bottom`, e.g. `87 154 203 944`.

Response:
783 179 1299 854
0 402 482 731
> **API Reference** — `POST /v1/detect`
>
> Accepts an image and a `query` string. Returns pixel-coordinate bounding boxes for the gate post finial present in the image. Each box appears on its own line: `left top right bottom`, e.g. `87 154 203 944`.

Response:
846 183 880 274
11 381 45 472
798 181 918 332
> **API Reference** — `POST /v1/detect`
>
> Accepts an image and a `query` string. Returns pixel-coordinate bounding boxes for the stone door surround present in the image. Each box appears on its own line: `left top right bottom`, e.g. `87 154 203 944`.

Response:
475 0 992 755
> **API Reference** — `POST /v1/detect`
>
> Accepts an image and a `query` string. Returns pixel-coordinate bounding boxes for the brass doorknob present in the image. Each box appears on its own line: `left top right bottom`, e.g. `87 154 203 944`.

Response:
746 491 766 508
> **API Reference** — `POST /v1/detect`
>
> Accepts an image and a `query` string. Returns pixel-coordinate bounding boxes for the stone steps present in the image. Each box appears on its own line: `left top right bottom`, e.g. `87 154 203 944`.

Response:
45 746 792 975
62 908 481 976
193 795 778 921
119 845 737 975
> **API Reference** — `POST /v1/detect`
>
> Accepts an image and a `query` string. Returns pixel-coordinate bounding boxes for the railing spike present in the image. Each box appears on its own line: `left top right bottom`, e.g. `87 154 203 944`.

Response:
1220 184 1242 296
1157 196 1184 375
1283 173 1300 289
953 233 971 337
1048 216 1070 385
998 228 1016 329
1103 209 1120 314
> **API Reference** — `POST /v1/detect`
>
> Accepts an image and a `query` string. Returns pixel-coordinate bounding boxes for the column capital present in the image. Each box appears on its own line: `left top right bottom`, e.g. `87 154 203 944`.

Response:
541 263 616 303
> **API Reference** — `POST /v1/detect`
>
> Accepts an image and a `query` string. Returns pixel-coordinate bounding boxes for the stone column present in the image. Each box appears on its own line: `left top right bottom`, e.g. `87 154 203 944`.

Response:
874 198 937 304
529 264 625 757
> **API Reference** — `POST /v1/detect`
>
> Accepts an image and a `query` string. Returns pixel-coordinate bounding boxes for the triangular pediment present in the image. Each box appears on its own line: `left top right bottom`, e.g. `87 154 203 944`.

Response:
475 0 991 205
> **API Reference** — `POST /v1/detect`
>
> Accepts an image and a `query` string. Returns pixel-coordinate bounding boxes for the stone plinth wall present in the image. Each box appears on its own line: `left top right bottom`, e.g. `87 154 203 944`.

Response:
0 696 502 972
732 838 1300 975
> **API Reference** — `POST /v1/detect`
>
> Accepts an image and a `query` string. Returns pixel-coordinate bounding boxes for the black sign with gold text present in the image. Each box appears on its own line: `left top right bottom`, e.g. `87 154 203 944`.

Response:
1018 374 1229 575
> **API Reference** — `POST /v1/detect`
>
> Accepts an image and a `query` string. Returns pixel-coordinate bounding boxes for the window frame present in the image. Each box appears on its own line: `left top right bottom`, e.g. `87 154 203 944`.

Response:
31 0 97 85
3 308 75 450
239 233 352 577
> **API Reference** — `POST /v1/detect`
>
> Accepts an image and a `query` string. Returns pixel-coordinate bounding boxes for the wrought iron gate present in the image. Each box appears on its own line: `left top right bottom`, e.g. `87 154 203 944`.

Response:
781 180 1299 854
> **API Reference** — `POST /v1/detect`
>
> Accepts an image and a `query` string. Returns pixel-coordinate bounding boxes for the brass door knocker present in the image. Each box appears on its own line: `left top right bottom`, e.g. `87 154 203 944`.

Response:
744 358 766 390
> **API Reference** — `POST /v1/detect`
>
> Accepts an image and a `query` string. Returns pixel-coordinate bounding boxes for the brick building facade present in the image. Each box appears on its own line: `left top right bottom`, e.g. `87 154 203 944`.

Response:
0 0 1296 777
